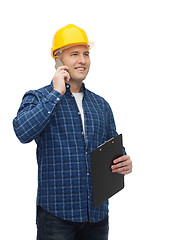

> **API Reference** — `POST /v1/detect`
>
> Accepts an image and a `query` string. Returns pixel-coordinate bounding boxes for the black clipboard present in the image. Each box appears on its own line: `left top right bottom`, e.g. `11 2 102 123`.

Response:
90 134 124 208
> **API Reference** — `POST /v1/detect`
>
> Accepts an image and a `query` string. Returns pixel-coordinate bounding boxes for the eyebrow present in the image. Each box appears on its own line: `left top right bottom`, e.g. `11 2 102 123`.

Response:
69 51 90 54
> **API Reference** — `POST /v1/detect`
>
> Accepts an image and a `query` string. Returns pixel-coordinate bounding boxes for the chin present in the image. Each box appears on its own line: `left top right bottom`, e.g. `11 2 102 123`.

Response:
71 76 86 82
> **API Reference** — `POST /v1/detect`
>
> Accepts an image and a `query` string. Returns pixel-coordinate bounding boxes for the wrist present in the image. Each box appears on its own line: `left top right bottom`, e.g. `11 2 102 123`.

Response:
53 87 65 95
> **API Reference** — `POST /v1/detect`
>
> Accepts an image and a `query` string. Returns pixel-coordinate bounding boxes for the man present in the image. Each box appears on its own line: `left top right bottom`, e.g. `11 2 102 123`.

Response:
13 24 132 240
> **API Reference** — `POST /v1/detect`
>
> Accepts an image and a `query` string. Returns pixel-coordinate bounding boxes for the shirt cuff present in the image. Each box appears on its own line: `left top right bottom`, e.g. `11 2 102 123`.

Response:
43 89 63 103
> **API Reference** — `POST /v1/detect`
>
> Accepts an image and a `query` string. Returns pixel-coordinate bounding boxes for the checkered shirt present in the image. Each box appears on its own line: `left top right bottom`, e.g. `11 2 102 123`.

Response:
13 81 125 222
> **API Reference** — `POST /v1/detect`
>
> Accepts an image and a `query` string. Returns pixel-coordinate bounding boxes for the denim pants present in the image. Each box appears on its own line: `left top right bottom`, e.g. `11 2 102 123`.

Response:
36 206 109 240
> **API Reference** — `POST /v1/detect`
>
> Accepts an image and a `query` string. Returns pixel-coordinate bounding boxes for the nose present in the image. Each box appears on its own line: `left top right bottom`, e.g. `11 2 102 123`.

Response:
78 54 86 64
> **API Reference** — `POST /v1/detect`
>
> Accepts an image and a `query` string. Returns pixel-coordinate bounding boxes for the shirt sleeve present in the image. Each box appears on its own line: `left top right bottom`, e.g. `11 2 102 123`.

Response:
13 89 63 144
105 101 127 155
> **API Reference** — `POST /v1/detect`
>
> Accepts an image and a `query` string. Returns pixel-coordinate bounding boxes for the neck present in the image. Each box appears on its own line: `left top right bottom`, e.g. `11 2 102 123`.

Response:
67 80 83 93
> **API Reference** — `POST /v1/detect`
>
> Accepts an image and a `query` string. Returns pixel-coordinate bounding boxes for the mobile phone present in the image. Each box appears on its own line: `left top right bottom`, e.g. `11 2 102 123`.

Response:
55 58 64 69
55 59 70 80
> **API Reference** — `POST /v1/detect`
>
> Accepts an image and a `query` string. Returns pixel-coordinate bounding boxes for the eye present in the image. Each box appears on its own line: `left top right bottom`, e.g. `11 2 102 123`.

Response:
70 52 78 56
84 52 89 57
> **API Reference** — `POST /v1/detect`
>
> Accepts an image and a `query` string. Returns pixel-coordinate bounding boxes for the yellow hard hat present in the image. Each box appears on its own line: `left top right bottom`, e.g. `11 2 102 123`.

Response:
51 24 94 58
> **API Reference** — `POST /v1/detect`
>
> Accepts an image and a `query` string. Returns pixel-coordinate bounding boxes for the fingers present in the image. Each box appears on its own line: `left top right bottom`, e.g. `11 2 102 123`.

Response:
111 155 132 175
56 65 69 72
58 66 70 81
53 65 70 93
64 72 70 82
113 155 130 164
54 67 70 81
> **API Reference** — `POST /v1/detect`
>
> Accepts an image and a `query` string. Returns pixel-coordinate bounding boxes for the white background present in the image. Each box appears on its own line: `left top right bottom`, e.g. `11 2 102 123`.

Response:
1 0 173 239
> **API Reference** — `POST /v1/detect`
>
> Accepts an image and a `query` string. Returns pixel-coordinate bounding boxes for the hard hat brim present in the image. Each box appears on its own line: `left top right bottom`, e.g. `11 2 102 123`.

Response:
51 42 94 59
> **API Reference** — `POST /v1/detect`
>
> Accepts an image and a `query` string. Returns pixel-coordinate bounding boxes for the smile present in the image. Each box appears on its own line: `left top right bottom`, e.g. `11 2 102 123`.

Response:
75 67 86 72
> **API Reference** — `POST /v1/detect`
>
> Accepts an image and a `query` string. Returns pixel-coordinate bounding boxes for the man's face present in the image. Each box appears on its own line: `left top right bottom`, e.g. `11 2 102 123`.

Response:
56 45 91 82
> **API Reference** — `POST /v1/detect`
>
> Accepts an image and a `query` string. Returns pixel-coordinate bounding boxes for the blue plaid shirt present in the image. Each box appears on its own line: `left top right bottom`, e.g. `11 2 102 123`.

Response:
13 81 124 223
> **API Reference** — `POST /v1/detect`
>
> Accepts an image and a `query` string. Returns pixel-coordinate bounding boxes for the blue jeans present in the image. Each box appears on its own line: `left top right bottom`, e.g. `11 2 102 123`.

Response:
36 206 109 240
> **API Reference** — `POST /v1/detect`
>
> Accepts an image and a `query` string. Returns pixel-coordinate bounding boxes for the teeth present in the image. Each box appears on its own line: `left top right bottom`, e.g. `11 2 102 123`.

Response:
77 68 84 70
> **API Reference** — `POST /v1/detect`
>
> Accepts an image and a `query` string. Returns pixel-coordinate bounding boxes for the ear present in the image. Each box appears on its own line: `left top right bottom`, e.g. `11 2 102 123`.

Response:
55 56 59 62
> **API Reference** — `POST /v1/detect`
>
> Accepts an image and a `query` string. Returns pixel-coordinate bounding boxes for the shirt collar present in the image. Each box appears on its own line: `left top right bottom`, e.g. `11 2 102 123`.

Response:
51 80 87 95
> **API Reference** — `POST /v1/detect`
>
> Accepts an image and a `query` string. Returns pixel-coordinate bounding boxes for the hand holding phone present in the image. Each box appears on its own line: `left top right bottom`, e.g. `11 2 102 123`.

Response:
53 59 70 95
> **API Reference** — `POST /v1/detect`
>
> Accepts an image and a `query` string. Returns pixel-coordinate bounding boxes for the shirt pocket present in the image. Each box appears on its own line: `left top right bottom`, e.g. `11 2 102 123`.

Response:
85 107 106 142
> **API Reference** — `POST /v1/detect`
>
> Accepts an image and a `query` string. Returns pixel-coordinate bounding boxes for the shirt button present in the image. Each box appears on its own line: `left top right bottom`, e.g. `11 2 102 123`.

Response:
86 152 88 154
78 112 81 115
66 84 70 88
48 111 51 114
57 97 60 101
87 172 89 176
81 132 84 135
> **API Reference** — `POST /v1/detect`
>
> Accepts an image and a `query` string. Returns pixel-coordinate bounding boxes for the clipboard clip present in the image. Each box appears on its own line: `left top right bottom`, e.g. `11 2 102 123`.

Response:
98 137 115 151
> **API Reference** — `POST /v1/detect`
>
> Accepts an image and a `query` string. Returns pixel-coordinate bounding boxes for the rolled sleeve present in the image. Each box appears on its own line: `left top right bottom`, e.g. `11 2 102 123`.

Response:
13 89 63 143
